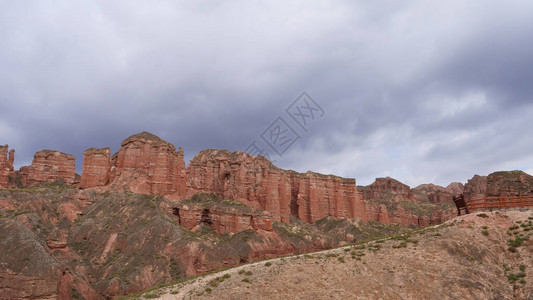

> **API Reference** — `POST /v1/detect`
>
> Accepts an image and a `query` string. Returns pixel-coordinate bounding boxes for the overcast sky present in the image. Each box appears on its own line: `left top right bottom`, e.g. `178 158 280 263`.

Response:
1 1 533 187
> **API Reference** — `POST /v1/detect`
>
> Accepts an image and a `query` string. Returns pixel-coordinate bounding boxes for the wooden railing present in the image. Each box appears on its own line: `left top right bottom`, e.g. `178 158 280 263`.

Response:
453 194 533 215
467 195 533 212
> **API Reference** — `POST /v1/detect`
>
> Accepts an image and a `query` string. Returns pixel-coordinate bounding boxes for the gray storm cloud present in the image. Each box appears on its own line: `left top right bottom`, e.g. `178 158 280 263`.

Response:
1 0 532 187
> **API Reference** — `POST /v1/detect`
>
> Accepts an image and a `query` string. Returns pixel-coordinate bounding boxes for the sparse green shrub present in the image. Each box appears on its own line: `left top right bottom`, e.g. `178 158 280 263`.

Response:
481 230 489 236
205 288 212 293
507 271 526 284
393 241 407 248
238 269 245 275
509 225 519 231
265 262 272 267
245 271 252 276
508 236 529 248
482 226 488 229
519 265 526 272
143 294 159 299
508 274 519 283
337 257 345 263
242 278 251 283
504 264 511 272
170 290 179 295
476 213 489 218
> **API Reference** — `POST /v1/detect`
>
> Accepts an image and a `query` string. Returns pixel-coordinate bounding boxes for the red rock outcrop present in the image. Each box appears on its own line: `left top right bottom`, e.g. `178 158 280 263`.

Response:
486 170 533 196
0 145 14 188
464 171 533 201
359 177 413 202
80 148 111 188
107 132 187 197
186 149 365 223
176 204 273 234
445 182 465 196
358 177 456 227
412 183 463 204
25 150 76 185
463 175 488 202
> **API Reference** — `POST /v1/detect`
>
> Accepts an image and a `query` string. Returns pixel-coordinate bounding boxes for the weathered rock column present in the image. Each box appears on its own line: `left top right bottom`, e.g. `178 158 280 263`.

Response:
80 148 111 188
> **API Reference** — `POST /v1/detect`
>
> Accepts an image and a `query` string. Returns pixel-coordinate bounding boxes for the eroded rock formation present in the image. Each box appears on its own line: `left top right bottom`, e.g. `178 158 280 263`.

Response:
25 150 76 185
358 177 456 227
186 149 365 223
0 145 14 188
1 132 457 230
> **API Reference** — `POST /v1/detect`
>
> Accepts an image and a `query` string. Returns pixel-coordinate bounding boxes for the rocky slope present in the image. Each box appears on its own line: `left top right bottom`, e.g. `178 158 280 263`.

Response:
0 184 400 299
148 210 533 300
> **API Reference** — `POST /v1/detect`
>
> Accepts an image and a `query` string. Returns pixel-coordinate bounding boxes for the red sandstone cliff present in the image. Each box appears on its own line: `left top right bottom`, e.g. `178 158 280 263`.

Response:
23 150 77 186
0 145 14 188
186 149 365 223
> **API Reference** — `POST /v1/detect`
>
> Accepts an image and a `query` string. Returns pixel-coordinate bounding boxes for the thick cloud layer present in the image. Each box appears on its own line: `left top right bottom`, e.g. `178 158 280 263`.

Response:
1 1 532 187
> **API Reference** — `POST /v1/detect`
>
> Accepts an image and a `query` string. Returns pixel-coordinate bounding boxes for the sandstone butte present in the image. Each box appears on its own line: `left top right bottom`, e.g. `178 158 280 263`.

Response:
0 132 471 231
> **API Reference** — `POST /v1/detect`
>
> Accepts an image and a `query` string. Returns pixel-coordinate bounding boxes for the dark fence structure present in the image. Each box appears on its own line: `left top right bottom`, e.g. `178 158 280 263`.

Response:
453 194 533 216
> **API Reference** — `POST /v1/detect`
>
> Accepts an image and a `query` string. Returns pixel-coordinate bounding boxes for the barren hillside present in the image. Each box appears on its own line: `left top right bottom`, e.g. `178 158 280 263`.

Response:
139 210 533 300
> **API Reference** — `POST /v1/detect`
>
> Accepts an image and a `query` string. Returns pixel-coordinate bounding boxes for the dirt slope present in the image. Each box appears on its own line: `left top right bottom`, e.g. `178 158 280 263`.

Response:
145 210 533 300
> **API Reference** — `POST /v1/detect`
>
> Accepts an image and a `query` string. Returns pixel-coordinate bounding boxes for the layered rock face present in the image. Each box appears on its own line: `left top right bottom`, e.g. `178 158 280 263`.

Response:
26 150 76 185
84 132 187 197
80 148 111 188
0 145 14 188
186 149 365 223
358 177 457 227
